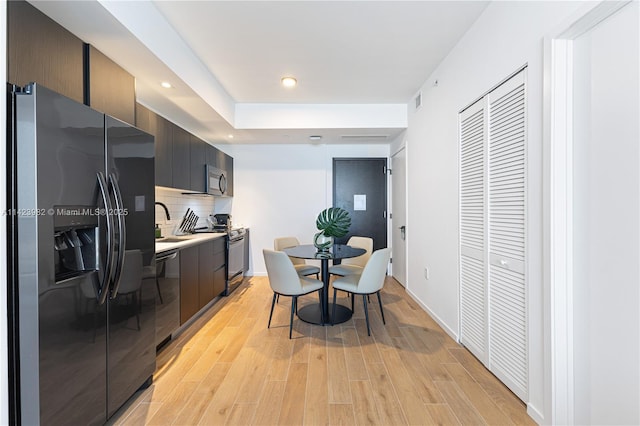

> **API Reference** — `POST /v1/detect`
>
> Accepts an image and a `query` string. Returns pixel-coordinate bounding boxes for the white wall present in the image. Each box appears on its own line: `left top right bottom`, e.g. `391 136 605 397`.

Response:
220 143 389 275
572 3 640 423
404 2 589 422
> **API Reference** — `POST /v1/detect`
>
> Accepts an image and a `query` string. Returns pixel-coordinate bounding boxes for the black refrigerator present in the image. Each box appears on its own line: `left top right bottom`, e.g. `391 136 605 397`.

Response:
7 83 156 425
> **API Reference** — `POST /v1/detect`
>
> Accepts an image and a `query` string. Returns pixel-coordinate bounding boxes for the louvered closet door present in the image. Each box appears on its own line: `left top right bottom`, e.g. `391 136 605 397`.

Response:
459 69 527 402
487 70 527 400
459 99 488 362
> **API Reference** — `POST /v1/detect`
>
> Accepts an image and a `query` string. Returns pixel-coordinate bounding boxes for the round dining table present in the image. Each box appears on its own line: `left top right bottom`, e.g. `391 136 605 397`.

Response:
283 244 366 325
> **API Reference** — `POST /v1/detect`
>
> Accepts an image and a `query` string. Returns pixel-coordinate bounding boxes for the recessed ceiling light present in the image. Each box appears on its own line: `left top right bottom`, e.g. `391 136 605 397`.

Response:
160 81 172 89
309 135 322 141
228 134 234 139
281 76 297 88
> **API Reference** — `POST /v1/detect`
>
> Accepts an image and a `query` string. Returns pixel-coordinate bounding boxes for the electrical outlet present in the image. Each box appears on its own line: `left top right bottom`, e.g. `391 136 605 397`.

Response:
424 267 430 280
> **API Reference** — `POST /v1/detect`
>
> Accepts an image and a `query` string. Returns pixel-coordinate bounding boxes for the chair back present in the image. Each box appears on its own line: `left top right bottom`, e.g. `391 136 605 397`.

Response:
342 236 373 267
356 248 391 293
263 249 304 295
274 236 304 265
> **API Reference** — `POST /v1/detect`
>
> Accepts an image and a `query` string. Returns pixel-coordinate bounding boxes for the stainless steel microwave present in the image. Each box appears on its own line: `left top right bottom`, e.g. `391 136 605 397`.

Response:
206 165 228 196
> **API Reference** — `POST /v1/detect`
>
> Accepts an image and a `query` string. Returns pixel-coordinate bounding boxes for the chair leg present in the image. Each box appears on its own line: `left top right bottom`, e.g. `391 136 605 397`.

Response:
377 291 386 325
276 294 279 303
363 294 371 336
318 289 325 324
351 292 355 313
331 288 338 326
268 293 277 328
289 296 297 339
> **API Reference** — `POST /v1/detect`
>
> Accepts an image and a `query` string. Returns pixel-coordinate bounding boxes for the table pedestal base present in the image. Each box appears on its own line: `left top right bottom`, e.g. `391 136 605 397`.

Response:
297 303 352 325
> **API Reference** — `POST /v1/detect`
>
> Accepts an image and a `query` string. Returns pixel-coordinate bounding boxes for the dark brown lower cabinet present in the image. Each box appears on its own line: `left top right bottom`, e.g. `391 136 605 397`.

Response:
212 237 226 297
180 238 227 325
198 241 215 309
180 245 199 325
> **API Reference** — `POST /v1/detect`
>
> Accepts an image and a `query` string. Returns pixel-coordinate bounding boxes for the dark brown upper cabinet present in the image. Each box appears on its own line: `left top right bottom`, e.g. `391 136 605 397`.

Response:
8 0 84 103
136 103 172 188
219 151 234 197
86 45 135 125
171 125 191 191
190 134 206 192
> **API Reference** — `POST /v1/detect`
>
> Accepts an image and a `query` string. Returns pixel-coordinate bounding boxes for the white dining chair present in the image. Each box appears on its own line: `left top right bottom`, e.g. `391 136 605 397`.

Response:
274 236 320 278
331 247 391 336
263 249 325 339
328 236 373 277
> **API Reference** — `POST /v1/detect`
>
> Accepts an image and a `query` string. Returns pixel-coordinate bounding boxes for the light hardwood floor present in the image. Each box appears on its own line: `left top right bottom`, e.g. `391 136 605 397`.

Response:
110 276 535 425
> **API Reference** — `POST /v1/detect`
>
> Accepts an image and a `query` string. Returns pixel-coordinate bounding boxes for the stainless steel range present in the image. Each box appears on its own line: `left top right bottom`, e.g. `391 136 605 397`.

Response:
226 227 246 295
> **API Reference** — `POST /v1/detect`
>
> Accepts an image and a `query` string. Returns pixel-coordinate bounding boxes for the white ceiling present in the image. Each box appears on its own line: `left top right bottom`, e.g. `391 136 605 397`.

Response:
31 0 489 145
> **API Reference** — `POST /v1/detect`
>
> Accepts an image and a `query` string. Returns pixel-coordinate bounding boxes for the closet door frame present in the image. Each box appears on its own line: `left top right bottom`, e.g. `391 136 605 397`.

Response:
543 2 632 424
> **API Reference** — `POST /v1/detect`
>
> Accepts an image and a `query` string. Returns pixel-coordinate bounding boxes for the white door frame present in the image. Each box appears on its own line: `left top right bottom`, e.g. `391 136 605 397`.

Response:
391 145 407 286
543 2 630 424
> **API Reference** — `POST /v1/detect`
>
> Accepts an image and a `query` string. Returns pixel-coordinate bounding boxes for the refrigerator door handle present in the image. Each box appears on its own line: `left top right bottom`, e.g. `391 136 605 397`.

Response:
108 173 127 298
97 172 115 305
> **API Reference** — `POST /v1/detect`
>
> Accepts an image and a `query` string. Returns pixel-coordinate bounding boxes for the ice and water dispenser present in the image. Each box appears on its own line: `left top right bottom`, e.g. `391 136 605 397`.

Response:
53 206 99 283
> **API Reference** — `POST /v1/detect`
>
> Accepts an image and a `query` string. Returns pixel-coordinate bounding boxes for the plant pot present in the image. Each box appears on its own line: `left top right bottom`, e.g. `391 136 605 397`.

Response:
313 232 333 252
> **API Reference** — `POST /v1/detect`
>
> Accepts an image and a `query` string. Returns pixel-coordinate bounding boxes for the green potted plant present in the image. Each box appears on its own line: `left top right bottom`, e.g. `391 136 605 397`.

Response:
314 207 351 252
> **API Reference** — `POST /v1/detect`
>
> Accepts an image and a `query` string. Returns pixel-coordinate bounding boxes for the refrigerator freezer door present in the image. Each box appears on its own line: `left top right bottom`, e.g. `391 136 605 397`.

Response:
16 84 108 425
105 116 156 417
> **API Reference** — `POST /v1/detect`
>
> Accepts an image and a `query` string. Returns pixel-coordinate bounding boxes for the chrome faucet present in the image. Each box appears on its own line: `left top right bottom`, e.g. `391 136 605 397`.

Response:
155 202 171 220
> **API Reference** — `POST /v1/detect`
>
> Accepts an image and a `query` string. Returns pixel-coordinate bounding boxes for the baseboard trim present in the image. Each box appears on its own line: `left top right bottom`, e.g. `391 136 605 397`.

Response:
405 288 459 343
527 403 544 425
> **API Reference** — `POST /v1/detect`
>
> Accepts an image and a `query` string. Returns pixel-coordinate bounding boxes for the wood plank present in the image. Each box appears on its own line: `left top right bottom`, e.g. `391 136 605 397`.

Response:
265 336 295 382
391 335 444 403
117 402 163 426
291 326 311 363
328 403 356 426
350 380 381 425
251 380 286 426
145 381 199 425
400 326 452 382
341 327 369 381
373 340 435 424
218 317 257 362
424 403 462 426
443 363 512 425
278 363 308 425
448 348 535 425
435 380 487 425
304 342 329 426
198 350 260 425
364 362 408 426
172 363 232 425
353 319 382 364
225 403 257 426
326 326 352 403
235 339 277 404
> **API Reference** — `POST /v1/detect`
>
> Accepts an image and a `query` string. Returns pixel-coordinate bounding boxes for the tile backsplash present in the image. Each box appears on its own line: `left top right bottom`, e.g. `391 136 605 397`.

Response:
155 187 216 237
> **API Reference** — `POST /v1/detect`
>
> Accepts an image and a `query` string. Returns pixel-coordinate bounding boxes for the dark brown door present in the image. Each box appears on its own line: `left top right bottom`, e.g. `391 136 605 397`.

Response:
333 158 388 250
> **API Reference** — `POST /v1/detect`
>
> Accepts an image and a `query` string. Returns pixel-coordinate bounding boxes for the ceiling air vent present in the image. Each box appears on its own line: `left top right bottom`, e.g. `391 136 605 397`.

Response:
415 92 422 111
340 135 388 140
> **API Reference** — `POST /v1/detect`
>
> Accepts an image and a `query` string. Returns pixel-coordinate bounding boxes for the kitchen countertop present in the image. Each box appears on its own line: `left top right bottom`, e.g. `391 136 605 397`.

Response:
155 232 227 254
